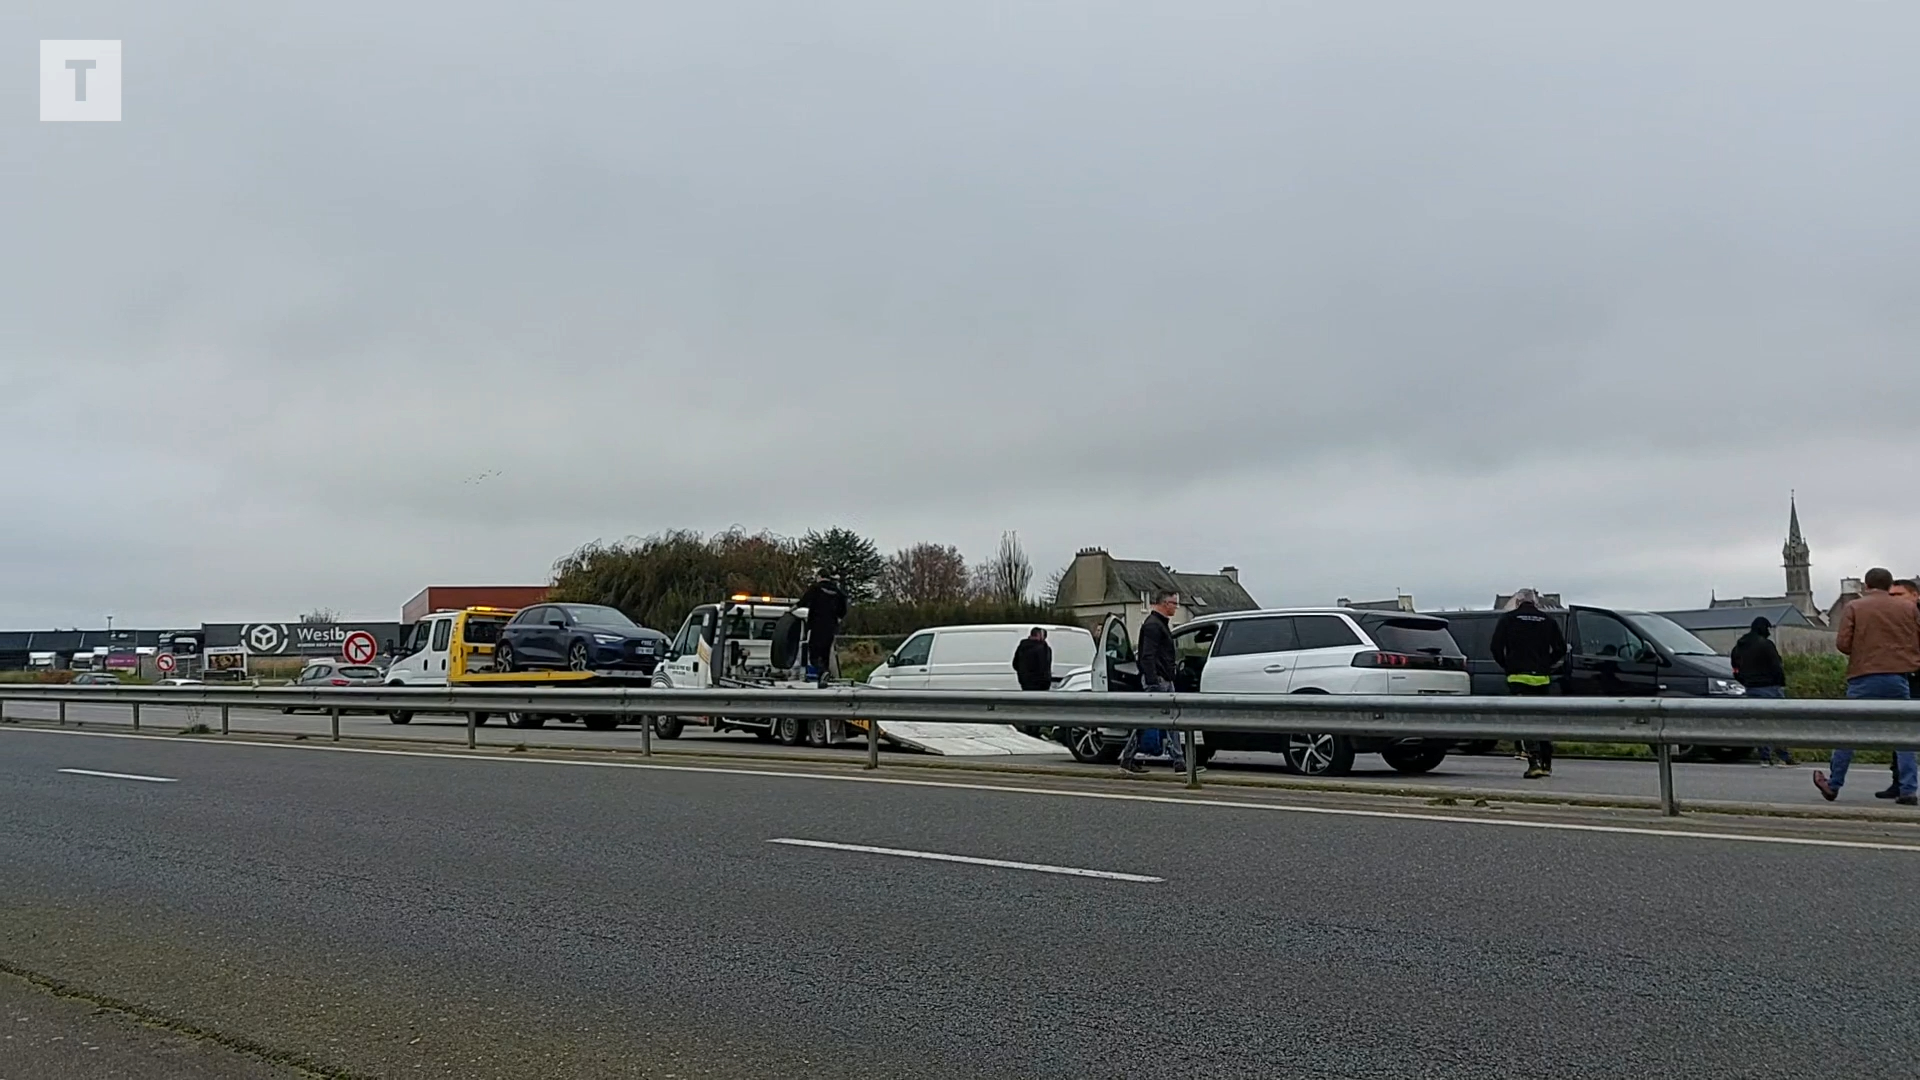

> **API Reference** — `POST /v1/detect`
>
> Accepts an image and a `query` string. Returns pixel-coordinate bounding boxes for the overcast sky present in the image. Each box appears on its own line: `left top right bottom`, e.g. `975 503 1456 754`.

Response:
7 1 1918 626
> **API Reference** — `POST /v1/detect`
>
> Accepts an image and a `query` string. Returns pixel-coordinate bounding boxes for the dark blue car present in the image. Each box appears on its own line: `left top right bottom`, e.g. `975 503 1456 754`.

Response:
494 603 669 674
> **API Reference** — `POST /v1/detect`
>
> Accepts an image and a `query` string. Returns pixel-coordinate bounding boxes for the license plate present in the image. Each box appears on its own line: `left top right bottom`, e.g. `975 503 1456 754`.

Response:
631 643 654 654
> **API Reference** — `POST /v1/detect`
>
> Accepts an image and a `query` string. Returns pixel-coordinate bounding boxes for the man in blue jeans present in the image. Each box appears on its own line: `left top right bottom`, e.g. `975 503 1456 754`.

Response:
1120 590 1191 775
1815 568 1920 805
1730 616 1795 765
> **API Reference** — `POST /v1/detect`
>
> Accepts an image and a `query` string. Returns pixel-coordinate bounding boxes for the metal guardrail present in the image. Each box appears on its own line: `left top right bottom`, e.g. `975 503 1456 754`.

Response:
5 685 1918 817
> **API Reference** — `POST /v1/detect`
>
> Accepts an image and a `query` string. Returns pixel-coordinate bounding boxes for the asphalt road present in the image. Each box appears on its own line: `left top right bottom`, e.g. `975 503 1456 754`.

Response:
0 698 1891 809
3 725 1917 1079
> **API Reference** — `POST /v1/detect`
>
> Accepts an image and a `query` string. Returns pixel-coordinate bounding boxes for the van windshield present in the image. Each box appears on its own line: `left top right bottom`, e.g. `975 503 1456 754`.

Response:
1623 612 1718 656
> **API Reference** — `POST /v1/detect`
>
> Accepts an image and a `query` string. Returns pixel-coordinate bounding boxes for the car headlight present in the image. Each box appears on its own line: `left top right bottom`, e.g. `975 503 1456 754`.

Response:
1708 678 1747 697
593 634 623 644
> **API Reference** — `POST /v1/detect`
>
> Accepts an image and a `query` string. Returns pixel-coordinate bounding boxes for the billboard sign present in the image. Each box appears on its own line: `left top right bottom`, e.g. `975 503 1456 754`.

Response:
204 647 248 675
213 622 402 656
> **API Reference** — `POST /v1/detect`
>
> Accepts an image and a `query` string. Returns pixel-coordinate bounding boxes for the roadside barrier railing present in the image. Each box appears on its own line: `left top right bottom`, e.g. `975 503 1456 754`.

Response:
4 685 1919 817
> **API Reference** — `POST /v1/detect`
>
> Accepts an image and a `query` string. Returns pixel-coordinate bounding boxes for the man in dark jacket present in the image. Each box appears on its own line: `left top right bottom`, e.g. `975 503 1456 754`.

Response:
1012 628 1053 691
796 571 849 684
1121 590 1189 774
1490 589 1568 780
1730 616 1795 766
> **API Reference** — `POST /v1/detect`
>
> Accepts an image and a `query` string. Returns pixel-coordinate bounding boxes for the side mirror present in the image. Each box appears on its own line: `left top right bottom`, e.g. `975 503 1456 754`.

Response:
885 653 900 667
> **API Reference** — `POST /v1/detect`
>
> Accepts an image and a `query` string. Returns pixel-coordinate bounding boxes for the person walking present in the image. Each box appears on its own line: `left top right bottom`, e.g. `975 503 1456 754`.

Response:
1012 627 1053 691
1490 588 1567 780
796 570 849 685
1870 579 1920 798
1730 616 1794 766
1814 568 1920 805
1120 590 1191 775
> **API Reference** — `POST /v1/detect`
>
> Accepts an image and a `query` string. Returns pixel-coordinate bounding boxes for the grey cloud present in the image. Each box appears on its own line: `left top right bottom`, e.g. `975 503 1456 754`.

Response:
4 0 1918 626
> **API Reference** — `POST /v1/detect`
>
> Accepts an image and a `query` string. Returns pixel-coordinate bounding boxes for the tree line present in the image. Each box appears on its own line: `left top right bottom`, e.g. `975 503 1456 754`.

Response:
546 527 1060 636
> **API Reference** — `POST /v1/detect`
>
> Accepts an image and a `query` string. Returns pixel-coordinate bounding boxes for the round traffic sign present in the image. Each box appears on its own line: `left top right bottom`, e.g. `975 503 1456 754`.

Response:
156 653 177 674
341 630 378 666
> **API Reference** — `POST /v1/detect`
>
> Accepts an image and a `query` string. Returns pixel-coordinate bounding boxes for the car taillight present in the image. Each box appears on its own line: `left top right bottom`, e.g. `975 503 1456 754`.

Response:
1353 652 1412 668
330 678 349 686
1352 652 1465 670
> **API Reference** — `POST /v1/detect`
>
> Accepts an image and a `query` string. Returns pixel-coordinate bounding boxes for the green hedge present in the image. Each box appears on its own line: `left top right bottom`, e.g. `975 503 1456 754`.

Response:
1784 653 1848 699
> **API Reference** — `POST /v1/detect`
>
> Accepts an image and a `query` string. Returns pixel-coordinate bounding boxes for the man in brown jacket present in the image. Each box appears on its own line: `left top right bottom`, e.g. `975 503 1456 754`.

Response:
1814 568 1920 805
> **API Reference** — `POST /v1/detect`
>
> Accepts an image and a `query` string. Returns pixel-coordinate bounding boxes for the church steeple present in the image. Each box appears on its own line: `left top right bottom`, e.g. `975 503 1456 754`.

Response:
1783 492 1813 616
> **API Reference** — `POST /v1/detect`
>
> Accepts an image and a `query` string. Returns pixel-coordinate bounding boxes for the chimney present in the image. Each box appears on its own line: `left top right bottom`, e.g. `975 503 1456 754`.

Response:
1397 593 1415 612
1220 566 1240 584
1335 597 1351 608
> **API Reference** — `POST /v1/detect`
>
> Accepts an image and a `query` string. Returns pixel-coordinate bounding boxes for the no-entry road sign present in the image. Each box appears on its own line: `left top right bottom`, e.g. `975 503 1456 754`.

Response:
341 630 377 666
155 653 176 674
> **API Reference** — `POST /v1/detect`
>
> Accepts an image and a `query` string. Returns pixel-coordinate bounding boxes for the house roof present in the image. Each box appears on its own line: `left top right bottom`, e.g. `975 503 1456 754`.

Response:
1656 606 1816 631
1070 553 1258 613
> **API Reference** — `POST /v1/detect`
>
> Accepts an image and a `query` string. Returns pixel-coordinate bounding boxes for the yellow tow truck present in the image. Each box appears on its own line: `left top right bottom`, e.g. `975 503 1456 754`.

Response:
382 606 657 730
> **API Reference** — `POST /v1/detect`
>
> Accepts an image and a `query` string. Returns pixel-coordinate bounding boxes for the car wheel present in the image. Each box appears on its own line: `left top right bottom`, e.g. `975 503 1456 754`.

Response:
1064 727 1122 764
470 712 489 727
388 711 413 725
495 641 518 672
751 727 775 742
508 712 548 729
1707 746 1753 763
653 717 685 740
1284 733 1355 777
582 714 619 732
282 707 295 715
774 718 805 746
807 719 831 747
1195 745 1217 767
568 642 591 672
1381 746 1449 774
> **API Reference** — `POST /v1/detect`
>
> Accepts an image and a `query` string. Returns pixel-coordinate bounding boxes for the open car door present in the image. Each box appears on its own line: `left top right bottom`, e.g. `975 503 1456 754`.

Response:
1094 614 1141 693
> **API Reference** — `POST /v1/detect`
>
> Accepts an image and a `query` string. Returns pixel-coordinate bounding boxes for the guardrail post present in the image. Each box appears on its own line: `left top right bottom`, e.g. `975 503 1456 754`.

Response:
220 704 230 735
1656 743 1678 817
58 700 67 726
641 714 653 757
866 719 880 771
131 702 140 732
330 706 340 742
466 711 477 749
1183 729 1200 789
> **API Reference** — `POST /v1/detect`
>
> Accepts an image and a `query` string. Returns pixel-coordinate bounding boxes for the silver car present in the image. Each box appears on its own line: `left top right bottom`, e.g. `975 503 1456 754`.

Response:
284 661 384 713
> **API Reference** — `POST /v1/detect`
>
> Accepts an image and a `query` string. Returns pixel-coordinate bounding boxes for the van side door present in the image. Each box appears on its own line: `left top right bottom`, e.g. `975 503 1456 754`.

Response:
880 632 934 689
1566 608 1662 696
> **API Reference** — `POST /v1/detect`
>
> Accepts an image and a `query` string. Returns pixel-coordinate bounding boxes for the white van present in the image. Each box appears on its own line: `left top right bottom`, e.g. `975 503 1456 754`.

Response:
866 624 1096 691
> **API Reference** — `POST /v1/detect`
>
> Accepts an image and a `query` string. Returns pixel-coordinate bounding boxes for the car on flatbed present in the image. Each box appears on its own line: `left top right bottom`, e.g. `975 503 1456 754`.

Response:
494 603 669 675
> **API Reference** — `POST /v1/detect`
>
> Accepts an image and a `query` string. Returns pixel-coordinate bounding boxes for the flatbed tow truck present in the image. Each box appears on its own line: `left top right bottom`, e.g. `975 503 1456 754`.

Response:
650 594 861 746
382 606 658 729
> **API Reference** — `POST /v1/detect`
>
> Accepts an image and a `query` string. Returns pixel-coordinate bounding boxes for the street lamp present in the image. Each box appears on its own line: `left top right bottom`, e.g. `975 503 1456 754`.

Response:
106 614 114 634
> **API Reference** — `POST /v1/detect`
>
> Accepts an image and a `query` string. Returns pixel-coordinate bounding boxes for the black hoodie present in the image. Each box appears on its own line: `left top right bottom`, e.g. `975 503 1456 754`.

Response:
1730 618 1786 688
1490 602 1568 678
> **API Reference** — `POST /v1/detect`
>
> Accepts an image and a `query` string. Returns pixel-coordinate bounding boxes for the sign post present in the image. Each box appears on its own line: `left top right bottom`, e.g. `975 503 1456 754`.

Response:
341 630 377 666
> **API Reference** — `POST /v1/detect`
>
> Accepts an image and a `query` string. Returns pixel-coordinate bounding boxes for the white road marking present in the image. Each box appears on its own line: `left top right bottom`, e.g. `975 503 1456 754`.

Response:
57 768 177 784
768 837 1163 882
10 727 1920 854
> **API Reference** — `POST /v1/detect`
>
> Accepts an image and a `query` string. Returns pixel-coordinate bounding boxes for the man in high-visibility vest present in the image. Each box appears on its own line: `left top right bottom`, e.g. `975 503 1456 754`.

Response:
1490 588 1568 780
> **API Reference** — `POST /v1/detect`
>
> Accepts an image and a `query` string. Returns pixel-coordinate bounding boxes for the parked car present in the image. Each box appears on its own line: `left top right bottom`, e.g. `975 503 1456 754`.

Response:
157 678 205 687
865 624 1097 691
283 659 385 713
1076 609 1470 776
494 603 669 674
70 672 122 685
1420 605 1749 762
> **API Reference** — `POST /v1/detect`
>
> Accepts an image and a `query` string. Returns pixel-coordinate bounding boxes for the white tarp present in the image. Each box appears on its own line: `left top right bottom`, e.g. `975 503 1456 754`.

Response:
876 722 1072 757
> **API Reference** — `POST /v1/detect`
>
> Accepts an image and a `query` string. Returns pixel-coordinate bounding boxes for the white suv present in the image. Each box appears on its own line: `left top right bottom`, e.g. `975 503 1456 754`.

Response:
1081 608 1470 776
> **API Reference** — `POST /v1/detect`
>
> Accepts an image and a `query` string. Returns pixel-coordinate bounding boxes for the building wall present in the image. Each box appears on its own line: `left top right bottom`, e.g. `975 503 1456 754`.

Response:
402 586 549 624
